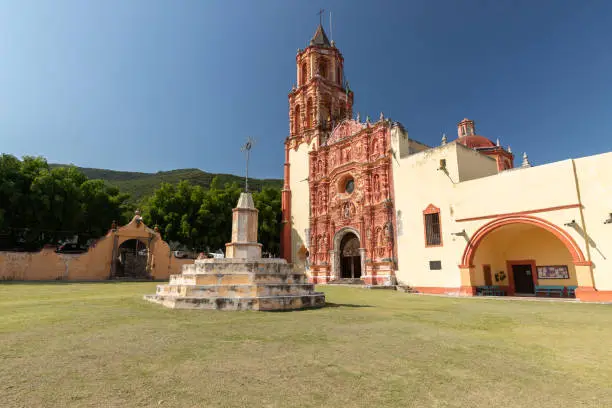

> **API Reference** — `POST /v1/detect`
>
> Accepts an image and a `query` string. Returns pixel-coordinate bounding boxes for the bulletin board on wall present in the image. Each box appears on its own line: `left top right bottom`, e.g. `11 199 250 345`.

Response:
537 265 569 279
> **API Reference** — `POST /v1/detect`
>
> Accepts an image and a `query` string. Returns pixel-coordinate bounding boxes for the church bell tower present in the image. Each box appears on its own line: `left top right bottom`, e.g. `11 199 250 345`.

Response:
281 24 354 262
288 24 354 147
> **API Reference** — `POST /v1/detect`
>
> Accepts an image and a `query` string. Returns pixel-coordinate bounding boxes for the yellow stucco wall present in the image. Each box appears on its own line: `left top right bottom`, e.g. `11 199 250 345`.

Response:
455 143 498 182
0 250 65 280
66 236 115 280
454 158 579 218
574 152 612 290
147 238 194 280
0 235 115 281
393 143 498 288
0 216 189 281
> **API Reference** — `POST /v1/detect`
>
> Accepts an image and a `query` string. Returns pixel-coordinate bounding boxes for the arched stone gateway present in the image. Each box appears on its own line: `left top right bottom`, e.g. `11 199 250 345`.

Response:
116 238 149 279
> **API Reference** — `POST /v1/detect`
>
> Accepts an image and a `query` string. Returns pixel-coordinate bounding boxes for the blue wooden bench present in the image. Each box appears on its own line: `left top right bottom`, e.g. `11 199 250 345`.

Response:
566 286 577 298
535 285 566 297
476 285 506 296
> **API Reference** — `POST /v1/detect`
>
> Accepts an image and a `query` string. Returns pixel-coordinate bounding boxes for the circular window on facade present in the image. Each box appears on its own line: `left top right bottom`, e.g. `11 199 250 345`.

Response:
345 179 355 194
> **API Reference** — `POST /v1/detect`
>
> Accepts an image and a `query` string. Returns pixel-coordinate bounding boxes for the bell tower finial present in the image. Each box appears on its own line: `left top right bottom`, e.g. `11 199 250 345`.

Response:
521 152 531 168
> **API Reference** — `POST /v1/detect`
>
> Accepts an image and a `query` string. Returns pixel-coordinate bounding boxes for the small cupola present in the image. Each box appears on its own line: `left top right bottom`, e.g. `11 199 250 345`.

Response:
457 118 476 137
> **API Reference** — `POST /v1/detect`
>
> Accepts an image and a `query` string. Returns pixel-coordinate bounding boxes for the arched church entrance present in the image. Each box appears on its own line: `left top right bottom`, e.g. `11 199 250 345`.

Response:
116 239 150 279
340 233 361 279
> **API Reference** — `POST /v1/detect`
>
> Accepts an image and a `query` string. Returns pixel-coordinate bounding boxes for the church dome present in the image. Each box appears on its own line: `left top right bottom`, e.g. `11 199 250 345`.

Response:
455 118 496 149
457 135 496 149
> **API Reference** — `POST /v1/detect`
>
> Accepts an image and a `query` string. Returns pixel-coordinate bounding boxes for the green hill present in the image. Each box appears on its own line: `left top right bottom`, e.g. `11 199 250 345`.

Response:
49 165 282 203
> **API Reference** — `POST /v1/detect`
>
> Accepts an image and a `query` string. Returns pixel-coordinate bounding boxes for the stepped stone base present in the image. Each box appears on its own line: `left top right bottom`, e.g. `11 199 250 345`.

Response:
144 258 325 311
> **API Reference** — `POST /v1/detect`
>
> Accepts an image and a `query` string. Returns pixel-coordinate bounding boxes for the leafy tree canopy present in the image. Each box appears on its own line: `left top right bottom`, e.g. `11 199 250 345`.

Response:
0 154 131 249
142 177 281 255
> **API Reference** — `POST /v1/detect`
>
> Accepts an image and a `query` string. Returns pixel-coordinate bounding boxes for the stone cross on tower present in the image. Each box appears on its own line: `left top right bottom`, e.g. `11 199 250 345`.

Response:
241 137 256 192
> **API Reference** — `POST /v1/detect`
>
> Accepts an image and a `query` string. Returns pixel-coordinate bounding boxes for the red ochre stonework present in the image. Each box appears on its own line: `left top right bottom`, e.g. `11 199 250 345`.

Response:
281 25 354 264
308 120 396 285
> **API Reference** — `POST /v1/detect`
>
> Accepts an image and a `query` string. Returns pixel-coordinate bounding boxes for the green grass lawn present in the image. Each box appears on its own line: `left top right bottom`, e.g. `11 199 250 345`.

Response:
1 283 611 408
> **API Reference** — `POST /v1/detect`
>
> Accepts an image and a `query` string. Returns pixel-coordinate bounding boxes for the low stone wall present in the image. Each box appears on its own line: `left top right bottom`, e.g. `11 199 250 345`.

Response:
0 248 111 281
0 214 197 282
0 245 192 281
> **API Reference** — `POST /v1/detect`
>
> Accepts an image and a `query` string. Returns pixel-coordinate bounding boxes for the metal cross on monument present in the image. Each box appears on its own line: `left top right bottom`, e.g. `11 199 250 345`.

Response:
317 8 324 25
241 137 256 192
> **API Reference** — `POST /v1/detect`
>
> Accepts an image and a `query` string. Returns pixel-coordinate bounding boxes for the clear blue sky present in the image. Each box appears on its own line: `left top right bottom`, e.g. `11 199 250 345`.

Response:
1 1 611 179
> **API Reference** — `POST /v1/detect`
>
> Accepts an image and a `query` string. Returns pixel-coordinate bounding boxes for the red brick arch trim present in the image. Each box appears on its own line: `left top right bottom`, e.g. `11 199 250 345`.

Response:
423 204 440 215
460 215 588 268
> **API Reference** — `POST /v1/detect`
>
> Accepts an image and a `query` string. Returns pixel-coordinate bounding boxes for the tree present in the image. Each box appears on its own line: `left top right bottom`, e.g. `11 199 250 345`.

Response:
253 187 281 256
30 166 87 238
195 178 241 251
143 177 280 256
0 155 50 247
0 155 131 249
80 180 130 238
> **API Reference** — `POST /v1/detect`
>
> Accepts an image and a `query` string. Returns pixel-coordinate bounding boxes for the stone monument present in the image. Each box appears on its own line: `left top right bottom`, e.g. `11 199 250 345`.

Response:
224 192 262 259
144 139 325 311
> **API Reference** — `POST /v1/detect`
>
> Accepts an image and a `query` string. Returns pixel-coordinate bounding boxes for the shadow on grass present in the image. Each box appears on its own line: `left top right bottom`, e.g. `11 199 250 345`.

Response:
264 302 372 313
0 279 164 285
325 302 373 308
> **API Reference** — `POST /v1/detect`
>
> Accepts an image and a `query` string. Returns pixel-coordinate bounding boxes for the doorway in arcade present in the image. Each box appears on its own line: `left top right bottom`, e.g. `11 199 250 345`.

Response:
470 222 578 296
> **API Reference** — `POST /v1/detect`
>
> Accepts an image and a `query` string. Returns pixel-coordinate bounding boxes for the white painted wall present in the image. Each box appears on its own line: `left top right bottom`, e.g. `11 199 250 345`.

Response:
574 152 612 290
392 142 612 291
393 143 476 288
289 139 317 270
455 145 498 182
454 159 578 218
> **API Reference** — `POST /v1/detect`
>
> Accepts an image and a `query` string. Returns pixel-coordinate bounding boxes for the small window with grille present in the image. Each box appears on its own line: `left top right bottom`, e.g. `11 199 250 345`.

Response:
429 261 442 270
423 204 442 247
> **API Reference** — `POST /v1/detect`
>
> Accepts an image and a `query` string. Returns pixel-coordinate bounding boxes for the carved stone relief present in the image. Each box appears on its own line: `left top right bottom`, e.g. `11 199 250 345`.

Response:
307 121 395 283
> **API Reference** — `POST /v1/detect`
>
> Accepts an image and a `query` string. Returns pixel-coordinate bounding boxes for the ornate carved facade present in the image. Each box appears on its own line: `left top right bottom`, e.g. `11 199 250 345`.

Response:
308 119 397 284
